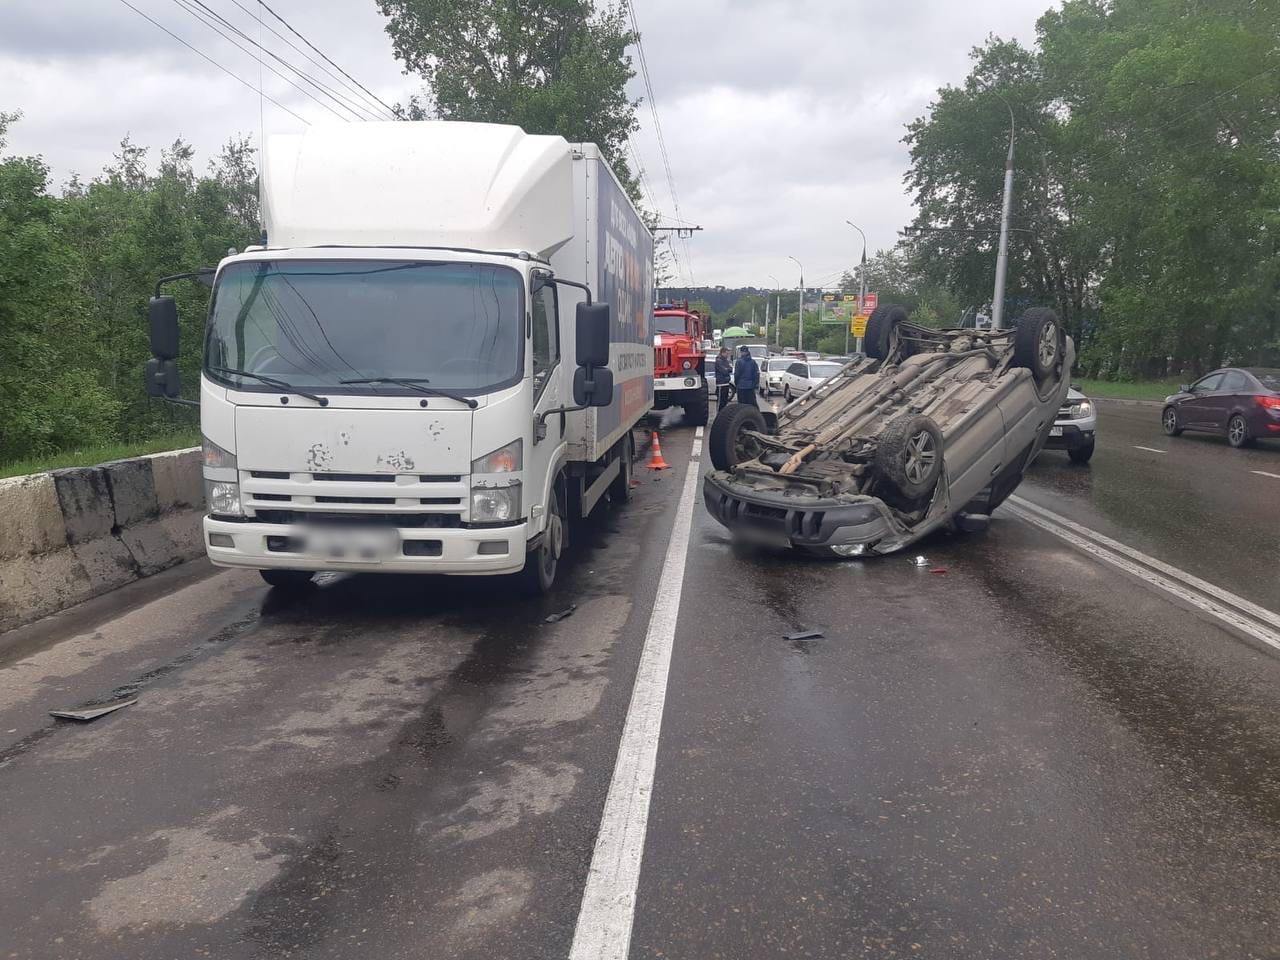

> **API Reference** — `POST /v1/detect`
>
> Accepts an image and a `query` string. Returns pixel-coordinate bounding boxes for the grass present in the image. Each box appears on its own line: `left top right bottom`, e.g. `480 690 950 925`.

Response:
1074 378 1183 402
0 431 201 480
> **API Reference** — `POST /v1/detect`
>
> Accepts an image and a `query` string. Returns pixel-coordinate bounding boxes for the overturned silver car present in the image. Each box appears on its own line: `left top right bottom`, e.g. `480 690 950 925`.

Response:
702 305 1074 557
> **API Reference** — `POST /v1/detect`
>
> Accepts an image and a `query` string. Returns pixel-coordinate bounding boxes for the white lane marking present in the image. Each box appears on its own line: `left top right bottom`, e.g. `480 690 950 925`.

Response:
1132 445 1167 454
1005 499 1280 652
1252 470 1280 480
569 428 702 960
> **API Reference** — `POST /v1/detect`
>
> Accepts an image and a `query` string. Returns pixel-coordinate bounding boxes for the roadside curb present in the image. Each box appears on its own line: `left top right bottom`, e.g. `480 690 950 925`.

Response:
1092 396 1163 408
0 447 203 634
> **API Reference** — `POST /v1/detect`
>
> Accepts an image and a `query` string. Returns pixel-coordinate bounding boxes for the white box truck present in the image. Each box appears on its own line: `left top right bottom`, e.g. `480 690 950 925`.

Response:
144 122 654 592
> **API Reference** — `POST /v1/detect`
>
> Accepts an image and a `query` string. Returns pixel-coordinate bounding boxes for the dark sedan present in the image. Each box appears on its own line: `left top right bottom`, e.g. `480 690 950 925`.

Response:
1162 367 1280 447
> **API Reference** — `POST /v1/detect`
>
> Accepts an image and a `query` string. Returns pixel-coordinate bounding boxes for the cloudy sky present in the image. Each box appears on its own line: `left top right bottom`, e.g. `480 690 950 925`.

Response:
1 0 1050 288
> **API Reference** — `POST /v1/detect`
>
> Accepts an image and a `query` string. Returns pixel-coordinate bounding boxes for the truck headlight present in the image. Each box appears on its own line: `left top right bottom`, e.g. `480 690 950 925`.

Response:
1068 400 1093 419
471 439 522 474
682 359 692 370
203 435 237 469
471 482 521 523
204 479 243 517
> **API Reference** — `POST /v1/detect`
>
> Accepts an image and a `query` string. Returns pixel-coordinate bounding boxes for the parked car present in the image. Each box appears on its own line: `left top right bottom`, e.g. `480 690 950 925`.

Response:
1162 368 1280 447
777 359 847 401
760 357 787 396
1044 386 1097 463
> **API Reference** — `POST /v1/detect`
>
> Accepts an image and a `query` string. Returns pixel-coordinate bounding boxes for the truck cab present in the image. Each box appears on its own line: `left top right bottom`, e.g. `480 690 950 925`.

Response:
651 301 709 425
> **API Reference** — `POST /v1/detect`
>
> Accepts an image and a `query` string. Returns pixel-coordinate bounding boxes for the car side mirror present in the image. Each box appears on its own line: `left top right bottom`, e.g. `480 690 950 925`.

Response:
149 296 180 360
576 302 611 368
144 357 182 398
573 366 614 408
1179 383 1191 392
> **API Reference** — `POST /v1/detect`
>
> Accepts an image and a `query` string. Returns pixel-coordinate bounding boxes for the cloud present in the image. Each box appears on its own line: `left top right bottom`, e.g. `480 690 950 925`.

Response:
0 0 1049 286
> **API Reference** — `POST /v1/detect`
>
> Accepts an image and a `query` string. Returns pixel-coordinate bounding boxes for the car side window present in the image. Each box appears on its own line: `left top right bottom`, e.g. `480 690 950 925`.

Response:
1193 373 1224 392
1221 371 1248 392
788 362 805 376
531 284 559 402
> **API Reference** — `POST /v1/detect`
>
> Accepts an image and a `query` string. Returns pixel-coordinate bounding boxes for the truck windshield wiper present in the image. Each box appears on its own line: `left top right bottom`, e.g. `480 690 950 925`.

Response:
339 376 479 409
209 366 328 406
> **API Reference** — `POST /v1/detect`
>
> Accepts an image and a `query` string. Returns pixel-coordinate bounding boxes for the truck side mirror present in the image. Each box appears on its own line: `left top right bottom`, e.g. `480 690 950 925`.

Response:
144 357 182 399
573 366 614 408
576 302 611 368
149 296 180 360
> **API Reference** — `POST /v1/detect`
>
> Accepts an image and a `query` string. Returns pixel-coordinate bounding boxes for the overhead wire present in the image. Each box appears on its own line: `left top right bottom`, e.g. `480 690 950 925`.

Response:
114 0 309 124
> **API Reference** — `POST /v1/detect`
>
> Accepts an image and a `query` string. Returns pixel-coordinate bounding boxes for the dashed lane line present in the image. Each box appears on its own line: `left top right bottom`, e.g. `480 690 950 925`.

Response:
569 425 703 960
1005 496 1280 652
1252 470 1280 480
1132 445 1167 454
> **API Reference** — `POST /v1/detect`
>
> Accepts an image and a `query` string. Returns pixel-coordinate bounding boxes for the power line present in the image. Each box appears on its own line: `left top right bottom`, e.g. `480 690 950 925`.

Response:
168 0 354 122
226 0 397 119
114 0 309 125
256 0 399 118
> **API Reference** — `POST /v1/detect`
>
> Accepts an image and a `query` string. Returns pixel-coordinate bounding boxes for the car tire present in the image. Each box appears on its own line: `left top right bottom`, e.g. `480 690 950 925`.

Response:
1161 406 1183 436
1012 308 1062 383
875 414 944 500
864 304 910 361
519 486 564 595
708 403 768 471
684 389 709 426
1068 438 1095 464
1227 413 1254 448
783 384 792 402
609 431 634 503
260 569 314 590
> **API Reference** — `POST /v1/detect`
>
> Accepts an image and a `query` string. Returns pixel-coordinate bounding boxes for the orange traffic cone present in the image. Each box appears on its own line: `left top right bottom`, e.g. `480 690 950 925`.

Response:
647 430 670 470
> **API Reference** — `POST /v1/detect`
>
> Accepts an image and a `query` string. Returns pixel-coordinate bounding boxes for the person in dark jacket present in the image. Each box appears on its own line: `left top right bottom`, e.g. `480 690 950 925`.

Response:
713 347 733 406
733 346 760 408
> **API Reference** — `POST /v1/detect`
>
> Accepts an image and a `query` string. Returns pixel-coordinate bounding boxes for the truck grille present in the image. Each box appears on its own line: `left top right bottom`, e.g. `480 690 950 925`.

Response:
241 470 467 523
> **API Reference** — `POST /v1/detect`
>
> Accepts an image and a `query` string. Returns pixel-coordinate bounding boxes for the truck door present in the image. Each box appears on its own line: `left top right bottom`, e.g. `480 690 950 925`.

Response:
529 280 566 523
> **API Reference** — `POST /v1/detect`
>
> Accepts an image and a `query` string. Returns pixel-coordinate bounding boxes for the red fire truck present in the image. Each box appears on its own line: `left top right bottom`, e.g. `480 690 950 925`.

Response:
652 301 710 425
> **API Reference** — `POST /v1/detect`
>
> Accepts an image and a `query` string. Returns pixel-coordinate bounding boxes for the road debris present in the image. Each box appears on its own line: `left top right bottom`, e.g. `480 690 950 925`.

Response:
931 567 948 575
784 629 824 641
49 697 138 722
911 555 930 567
544 604 578 624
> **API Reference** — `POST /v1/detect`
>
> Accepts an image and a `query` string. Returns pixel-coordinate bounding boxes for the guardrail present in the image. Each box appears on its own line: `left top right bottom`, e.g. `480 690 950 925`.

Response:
0 448 204 633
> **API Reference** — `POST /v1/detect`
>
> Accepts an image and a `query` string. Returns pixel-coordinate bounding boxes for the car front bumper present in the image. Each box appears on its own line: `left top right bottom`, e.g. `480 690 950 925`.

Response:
203 516 529 575
1044 416 1096 450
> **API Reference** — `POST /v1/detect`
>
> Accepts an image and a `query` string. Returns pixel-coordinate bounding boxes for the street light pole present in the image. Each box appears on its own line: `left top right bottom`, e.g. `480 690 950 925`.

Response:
987 94 1016 331
844 220 867 355
766 273 779 346
787 256 804 352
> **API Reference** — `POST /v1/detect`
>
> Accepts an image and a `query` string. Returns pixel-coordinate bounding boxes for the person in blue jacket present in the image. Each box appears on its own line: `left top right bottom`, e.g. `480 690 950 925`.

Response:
733 346 760 408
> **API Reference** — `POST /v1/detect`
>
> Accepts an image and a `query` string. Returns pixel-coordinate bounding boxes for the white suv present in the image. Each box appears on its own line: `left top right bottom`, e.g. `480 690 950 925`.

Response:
1044 386 1097 463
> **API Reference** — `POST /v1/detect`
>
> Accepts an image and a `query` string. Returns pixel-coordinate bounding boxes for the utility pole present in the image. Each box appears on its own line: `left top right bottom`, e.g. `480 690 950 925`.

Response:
767 274 780 347
650 224 705 311
788 256 804 352
845 220 867 354
986 94 1015 331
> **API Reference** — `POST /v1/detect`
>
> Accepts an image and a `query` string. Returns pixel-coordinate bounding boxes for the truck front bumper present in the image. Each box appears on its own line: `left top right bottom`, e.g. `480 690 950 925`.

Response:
702 472 901 554
203 516 529 575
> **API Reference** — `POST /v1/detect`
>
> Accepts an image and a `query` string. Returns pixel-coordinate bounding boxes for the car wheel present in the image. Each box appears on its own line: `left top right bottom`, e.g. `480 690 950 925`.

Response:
708 403 769 471
1227 413 1253 448
609 431 634 503
1012 308 1062 383
875 414 944 500
260 569 314 590
519 487 563 594
1068 438 1095 464
1162 406 1183 436
864 304 909 361
783 385 792 402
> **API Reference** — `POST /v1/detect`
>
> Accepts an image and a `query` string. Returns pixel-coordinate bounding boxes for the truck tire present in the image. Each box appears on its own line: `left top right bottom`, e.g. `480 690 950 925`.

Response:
260 569 314 590
708 403 768 471
875 414 943 500
519 486 564 595
863 304 909 360
1012 308 1062 383
609 431 634 503
684 388 709 426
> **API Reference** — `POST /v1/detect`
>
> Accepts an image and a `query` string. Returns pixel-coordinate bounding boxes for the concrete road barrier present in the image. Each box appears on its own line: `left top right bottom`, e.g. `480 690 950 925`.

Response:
0 447 204 633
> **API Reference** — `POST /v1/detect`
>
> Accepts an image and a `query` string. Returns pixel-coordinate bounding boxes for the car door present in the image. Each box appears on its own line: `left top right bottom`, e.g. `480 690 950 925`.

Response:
527 278 564 524
1180 372 1224 429
1216 370 1250 431
784 361 806 393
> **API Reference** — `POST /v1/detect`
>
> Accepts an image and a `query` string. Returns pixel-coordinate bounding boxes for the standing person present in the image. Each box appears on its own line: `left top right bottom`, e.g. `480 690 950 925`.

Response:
714 347 733 407
734 346 760 408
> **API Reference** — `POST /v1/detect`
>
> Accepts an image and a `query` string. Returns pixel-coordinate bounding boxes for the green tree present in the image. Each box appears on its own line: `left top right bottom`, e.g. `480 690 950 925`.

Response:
377 0 640 195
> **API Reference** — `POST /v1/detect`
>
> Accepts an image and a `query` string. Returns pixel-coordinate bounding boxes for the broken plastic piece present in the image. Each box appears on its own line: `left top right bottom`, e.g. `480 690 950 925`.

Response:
930 567 948 574
544 604 578 624
910 555 930 567
784 629 824 641
49 697 138 722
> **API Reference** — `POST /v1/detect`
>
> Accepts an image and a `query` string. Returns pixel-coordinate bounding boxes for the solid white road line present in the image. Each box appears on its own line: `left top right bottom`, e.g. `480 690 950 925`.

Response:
1252 470 1280 480
1005 497 1280 652
569 425 703 960
1132 445 1168 454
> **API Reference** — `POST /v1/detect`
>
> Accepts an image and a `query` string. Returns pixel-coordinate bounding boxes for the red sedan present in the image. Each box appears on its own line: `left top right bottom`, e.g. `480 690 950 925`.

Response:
1162 367 1280 447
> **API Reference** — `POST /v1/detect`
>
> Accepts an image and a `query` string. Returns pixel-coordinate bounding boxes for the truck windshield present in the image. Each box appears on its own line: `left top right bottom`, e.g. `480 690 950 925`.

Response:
205 260 524 395
653 315 688 335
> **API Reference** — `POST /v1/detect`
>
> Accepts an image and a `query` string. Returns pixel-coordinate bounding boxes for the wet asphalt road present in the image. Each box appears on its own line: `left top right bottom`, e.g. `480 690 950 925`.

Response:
2 401 1280 959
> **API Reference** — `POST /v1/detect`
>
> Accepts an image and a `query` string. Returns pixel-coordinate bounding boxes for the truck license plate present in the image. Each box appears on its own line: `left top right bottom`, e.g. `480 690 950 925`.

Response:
306 527 399 562
1049 426 1063 437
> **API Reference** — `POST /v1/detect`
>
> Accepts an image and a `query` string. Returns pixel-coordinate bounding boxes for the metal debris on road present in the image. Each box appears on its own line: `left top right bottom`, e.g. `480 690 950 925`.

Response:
784 629 824 641
49 697 138 722
544 604 578 624
911 555 930 567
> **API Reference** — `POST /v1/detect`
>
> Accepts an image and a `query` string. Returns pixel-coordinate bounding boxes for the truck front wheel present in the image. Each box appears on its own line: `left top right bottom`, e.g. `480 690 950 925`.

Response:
519 487 564 595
